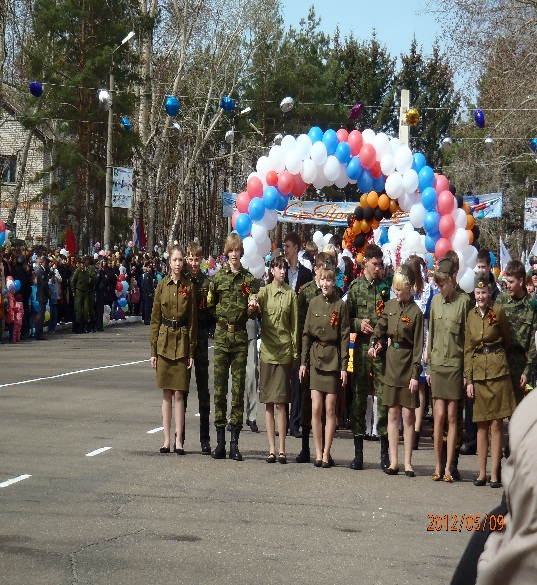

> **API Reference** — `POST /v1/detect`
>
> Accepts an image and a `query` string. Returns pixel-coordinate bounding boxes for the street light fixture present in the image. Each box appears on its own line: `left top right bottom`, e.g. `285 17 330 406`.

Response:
103 31 135 250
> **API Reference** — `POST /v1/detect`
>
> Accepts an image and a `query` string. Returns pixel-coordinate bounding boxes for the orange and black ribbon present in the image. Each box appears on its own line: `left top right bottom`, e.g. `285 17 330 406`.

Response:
179 284 188 299
401 315 411 325
199 297 206 310
376 300 385 317
330 310 338 327
488 311 497 325
241 281 251 296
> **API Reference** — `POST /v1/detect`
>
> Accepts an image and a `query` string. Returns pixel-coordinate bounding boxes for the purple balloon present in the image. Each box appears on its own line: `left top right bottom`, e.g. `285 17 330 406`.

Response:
474 109 485 128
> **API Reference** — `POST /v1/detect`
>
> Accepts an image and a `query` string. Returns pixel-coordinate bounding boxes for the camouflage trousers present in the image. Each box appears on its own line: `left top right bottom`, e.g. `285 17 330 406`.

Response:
508 356 526 405
350 344 388 437
213 327 247 429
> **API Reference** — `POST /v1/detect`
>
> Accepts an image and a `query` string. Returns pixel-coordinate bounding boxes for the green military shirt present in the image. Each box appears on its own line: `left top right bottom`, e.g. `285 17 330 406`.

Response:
428 290 472 368
207 264 258 327
370 298 424 384
150 274 197 360
71 267 88 293
185 270 213 330
346 274 390 344
496 291 537 378
87 266 96 291
252 281 298 365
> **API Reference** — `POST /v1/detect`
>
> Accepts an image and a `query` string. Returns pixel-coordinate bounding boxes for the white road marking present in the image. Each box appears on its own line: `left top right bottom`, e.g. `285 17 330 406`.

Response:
147 427 164 434
0 474 32 488
0 359 150 388
86 447 112 457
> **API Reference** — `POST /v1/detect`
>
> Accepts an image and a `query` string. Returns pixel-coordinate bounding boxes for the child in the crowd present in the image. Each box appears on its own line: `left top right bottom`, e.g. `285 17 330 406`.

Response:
13 294 24 343
6 288 16 342
0 268 5 343
129 278 140 315
48 272 60 333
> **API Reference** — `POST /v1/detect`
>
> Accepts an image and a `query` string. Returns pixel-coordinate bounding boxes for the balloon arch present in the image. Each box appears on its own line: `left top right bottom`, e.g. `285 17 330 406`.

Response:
232 126 478 293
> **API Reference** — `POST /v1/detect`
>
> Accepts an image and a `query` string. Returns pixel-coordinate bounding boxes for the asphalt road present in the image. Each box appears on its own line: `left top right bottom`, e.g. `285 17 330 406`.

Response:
1 323 503 584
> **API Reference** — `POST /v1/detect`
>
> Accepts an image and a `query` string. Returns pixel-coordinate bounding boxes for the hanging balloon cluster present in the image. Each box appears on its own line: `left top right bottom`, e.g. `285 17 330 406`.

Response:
0 219 6 246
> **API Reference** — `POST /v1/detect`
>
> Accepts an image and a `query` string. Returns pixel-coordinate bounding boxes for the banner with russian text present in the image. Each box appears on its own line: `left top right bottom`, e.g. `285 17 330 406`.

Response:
112 167 133 209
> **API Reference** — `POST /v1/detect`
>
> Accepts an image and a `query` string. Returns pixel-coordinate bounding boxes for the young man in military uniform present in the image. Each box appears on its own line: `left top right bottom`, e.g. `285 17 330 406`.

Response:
497 259 537 406
346 243 391 470
71 256 89 333
207 233 258 461
185 241 214 455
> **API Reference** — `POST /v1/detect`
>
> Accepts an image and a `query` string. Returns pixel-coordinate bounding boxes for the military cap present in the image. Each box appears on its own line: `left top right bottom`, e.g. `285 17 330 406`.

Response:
474 271 490 288
437 257 455 277
529 255 537 275
270 248 284 263
395 263 416 286
322 257 335 272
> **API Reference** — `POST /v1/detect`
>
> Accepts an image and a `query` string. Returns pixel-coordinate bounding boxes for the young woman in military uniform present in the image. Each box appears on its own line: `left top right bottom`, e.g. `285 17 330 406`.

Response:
249 250 298 464
368 264 423 477
299 259 350 468
150 245 197 455
464 272 516 487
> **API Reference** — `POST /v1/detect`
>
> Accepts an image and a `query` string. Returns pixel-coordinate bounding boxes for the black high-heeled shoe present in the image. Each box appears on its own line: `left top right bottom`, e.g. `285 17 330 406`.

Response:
174 447 185 455
159 447 170 454
384 466 399 475
314 460 322 467
473 478 487 486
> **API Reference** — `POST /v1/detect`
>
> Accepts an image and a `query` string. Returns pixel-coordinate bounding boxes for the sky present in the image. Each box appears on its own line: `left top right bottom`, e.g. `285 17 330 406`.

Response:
281 0 445 63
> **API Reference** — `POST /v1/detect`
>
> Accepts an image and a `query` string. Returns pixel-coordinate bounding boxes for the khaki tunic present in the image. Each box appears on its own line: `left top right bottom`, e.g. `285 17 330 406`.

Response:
464 302 515 421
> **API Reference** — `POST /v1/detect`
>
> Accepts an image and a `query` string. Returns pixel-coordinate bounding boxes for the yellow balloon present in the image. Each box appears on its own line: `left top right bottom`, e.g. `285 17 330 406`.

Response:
406 108 420 126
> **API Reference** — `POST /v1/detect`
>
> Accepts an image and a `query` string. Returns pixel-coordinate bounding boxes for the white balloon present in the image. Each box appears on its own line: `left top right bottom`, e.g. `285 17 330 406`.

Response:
268 145 286 172
404 230 421 252
257 236 272 257
324 156 340 182
373 132 390 159
452 228 470 252
388 225 403 245
301 159 317 184
311 141 328 166
313 165 327 188
458 267 475 293
323 233 333 247
240 256 249 269
455 208 468 229
264 209 279 230
402 168 419 193
295 134 312 160
463 245 478 268
390 137 402 155
250 223 267 243
335 163 349 188
456 250 466 273
256 155 271 177
380 153 396 176
409 203 426 229
385 172 404 199
398 192 412 212
285 149 302 174
249 256 265 279
243 236 258 260
373 227 382 244
362 128 376 144
281 134 296 153
394 145 414 173
313 230 324 247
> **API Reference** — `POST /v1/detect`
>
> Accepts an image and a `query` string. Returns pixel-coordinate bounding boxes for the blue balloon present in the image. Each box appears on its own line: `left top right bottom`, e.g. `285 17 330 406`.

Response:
372 175 386 192
248 197 266 222
263 186 280 211
276 194 289 212
118 298 128 308
33 300 40 312
474 109 485 128
379 227 389 246
473 197 480 206
308 126 323 144
531 138 537 152
418 166 435 191
0 232 5 246
156 273 163 282
164 96 180 116
357 169 373 193
425 234 438 253
424 253 435 270
421 187 438 211
423 210 440 234
412 152 426 172
477 210 485 219
489 252 496 267
220 97 236 112
121 116 132 131
14 279 21 291
322 129 338 156
346 157 363 181
335 142 351 164
122 280 129 291
235 213 252 237
29 81 43 97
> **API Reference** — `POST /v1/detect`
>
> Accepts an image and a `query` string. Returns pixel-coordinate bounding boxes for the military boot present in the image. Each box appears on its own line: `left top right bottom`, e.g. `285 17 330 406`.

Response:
212 427 226 459
229 426 243 461
200 417 211 455
449 448 461 482
296 428 311 463
349 436 363 470
380 436 390 470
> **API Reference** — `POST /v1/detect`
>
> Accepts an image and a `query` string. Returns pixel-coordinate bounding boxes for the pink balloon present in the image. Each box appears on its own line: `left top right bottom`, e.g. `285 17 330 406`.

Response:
236 191 250 214
266 170 278 187
359 143 377 169
336 128 349 143
435 237 452 258
434 174 450 194
437 190 455 215
348 130 363 157
439 214 456 238
278 170 294 195
231 209 240 229
291 174 307 198
247 176 263 199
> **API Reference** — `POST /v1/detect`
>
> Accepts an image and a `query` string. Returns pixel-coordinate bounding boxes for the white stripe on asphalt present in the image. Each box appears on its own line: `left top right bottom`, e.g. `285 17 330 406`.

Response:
0 474 32 488
0 359 150 388
147 427 164 434
86 447 112 457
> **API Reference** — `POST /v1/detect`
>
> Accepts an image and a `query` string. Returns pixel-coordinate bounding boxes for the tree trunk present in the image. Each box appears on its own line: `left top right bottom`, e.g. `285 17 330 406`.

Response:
6 128 34 230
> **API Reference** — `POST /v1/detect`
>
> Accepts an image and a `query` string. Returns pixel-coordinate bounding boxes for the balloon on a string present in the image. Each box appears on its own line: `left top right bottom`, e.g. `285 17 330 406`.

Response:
531 138 537 152
220 96 236 112
442 137 453 149
406 108 419 126
474 109 485 128
98 89 112 111
165 96 180 116
349 103 363 120
280 96 295 113
121 116 132 131
29 81 43 97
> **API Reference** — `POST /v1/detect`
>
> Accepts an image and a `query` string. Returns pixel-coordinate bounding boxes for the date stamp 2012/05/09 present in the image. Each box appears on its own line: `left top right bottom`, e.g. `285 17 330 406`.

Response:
427 514 505 532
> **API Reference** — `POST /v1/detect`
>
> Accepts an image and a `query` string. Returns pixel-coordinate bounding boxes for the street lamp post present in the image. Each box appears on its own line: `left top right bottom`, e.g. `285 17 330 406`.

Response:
103 31 135 250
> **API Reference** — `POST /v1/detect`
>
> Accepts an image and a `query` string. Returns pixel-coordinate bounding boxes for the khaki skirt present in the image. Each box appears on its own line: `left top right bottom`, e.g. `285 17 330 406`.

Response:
473 375 516 422
260 362 291 404
156 355 190 392
384 384 419 409
430 365 464 400
310 367 339 394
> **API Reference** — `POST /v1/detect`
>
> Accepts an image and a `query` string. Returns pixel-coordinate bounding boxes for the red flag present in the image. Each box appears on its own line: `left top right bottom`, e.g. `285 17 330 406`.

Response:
66 226 77 254
138 219 147 249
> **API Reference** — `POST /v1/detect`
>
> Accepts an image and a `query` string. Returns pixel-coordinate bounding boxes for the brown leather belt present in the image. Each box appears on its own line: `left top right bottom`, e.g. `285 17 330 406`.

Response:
317 340 337 347
217 320 246 333
162 317 187 330
475 343 503 355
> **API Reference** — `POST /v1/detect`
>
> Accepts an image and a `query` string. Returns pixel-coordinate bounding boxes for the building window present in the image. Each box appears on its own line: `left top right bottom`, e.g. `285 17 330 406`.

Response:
1 155 17 184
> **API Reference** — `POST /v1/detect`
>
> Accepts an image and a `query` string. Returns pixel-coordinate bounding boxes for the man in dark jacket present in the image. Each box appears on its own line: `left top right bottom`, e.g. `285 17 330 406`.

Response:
35 256 50 340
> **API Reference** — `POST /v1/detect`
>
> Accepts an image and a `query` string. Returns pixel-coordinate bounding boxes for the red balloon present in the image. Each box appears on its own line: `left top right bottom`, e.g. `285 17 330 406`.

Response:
437 190 455 215
336 128 349 143
291 174 307 198
434 174 450 194
439 214 456 238
278 170 294 195
231 209 240 229
435 237 452 258
116 282 123 293
266 170 278 187
247 176 263 199
371 160 382 179
118 274 126 282
359 143 377 169
348 130 363 157
236 191 250 213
